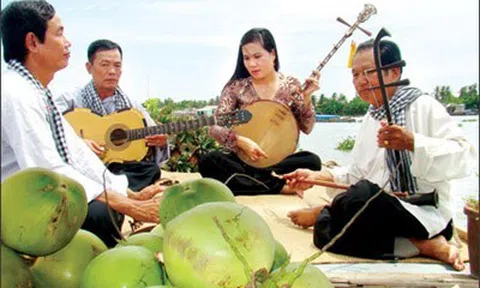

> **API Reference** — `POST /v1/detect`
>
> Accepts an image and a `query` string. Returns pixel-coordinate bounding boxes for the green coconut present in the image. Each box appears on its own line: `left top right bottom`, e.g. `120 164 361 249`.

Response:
150 223 165 237
1 244 34 288
116 232 164 254
81 246 165 288
1 167 88 256
163 202 275 288
159 177 236 228
30 229 107 288
271 239 290 271
270 262 334 288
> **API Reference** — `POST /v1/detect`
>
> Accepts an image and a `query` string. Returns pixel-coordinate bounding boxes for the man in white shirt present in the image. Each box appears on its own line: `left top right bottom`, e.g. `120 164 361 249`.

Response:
55 39 170 192
1 0 163 247
282 39 476 270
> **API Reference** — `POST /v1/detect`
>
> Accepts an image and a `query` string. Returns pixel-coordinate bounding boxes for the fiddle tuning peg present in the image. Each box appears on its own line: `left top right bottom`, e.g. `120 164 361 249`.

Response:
368 78 410 90
337 17 372 36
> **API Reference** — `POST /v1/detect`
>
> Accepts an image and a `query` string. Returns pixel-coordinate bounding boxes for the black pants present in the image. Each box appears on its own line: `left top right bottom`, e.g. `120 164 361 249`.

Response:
81 200 124 248
198 150 321 195
85 161 159 247
313 179 453 259
108 161 160 191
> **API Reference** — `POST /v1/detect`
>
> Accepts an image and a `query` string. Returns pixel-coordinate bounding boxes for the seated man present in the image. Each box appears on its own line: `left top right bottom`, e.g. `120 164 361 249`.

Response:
1 0 162 248
283 39 476 271
55 39 169 192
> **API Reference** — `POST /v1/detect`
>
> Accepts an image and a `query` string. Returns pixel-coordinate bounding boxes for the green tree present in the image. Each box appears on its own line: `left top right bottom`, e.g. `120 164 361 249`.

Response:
434 85 461 104
143 99 221 172
459 84 479 110
345 95 369 115
311 95 318 107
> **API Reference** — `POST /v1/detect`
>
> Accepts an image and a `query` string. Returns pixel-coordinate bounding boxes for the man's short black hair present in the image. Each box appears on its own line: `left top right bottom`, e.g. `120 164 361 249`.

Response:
0 0 56 63
356 39 403 73
87 39 123 63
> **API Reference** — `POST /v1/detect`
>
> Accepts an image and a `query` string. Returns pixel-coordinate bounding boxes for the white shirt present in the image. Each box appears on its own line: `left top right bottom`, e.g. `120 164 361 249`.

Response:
1 69 128 202
55 88 170 165
329 94 476 237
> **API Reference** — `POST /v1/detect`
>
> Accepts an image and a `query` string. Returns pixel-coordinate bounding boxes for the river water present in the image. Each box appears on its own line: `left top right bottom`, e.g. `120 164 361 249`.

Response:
298 115 479 229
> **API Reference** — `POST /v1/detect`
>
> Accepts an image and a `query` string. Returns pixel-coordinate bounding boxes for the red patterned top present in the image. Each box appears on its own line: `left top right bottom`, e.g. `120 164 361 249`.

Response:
210 73 315 151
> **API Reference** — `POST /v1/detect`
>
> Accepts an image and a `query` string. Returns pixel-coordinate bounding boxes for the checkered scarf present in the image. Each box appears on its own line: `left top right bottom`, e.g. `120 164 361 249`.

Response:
8 60 71 164
369 86 423 195
79 80 131 115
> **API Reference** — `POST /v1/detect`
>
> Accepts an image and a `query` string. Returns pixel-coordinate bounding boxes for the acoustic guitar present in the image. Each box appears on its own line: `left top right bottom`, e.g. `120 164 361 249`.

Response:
64 108 251 164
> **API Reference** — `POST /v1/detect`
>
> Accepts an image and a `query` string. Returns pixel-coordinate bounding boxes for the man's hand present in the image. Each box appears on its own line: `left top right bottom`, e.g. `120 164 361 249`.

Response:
377 121 414 151
280 168 316 191
145 134 168 147
97 190 161 223
127 184 166 201
128 198 161 223
84 139 105 156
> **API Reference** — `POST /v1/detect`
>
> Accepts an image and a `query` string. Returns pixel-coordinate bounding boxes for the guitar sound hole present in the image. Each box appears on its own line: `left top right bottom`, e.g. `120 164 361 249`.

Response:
110 129 127 146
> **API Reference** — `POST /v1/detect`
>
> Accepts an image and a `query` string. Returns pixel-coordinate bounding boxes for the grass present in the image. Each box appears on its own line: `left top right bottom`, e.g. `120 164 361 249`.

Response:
336 136 355 152
465 172 479 211
465 196 479 212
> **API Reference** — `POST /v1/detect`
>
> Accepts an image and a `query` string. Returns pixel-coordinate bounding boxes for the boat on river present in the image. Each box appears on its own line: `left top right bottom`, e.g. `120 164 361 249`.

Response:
316 114 356 123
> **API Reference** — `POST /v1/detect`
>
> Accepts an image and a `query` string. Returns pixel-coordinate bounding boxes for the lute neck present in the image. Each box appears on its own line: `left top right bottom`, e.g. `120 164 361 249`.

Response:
127 116 217 141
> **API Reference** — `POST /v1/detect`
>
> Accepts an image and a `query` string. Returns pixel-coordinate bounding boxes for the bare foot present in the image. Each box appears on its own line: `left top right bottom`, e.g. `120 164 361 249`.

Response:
287 205 327 229
410 235 465 271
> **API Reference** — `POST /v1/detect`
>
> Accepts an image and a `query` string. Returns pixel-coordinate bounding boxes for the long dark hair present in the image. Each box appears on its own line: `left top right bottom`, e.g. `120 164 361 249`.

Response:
228 28 280 83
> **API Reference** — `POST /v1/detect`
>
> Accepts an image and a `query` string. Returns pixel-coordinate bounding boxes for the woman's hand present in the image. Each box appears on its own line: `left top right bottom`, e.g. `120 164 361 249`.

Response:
237 135 268 162
377 121 414 151
145 134 168 147
299 70 321 104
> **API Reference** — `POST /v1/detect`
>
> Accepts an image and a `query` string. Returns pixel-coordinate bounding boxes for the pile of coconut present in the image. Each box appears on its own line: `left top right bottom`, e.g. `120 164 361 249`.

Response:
1 167 333 288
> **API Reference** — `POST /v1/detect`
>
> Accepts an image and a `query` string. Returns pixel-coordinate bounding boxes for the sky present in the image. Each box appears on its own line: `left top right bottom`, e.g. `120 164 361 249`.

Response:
1 0 479 103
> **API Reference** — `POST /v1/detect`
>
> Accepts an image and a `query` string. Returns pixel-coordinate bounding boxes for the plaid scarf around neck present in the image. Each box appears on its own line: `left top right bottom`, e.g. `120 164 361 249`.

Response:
8 60 71 164
80 80 131 115
369 86 423 195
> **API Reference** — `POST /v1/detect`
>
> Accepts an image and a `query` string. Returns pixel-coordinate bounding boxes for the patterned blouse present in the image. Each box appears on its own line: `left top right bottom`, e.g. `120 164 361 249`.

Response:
210 73 315 151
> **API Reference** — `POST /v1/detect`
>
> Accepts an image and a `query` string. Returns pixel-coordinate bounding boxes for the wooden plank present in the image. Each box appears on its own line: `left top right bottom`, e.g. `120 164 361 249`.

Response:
456 226 469 242
328 273 478 287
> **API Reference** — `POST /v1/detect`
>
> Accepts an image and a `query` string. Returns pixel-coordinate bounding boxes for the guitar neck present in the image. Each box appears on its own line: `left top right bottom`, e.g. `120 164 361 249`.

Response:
127 115 217 141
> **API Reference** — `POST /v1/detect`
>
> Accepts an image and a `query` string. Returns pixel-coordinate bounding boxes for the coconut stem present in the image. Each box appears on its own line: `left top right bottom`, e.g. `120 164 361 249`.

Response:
21 254 38 267
213 216 253 284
